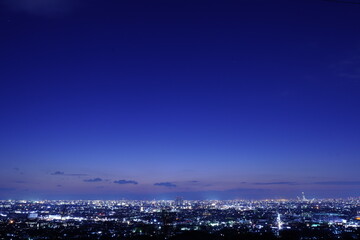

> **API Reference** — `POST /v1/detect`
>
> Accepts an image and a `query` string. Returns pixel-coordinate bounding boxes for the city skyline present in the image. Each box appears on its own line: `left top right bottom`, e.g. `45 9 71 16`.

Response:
0 0 360 200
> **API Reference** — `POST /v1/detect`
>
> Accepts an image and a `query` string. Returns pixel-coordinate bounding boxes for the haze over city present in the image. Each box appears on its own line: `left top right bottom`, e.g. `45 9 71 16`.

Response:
0 0 359 200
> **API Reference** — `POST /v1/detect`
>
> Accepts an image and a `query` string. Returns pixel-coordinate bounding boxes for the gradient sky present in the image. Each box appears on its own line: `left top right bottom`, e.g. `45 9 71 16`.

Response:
0 0 359 200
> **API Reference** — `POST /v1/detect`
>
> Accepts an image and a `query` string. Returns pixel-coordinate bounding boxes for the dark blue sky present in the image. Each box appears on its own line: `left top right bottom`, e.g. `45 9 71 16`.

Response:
0 0 359 200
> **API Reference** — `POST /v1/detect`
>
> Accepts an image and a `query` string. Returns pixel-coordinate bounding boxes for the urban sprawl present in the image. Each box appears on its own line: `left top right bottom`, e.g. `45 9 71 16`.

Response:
1 195 360 240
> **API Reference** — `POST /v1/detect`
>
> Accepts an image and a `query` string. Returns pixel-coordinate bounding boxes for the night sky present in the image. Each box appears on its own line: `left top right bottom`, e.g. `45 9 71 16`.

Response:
0 0 359 200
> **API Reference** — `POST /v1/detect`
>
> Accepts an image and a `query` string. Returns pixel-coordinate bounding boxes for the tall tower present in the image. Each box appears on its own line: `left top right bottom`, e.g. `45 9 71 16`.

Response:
175 197 184 207
302 192 307 201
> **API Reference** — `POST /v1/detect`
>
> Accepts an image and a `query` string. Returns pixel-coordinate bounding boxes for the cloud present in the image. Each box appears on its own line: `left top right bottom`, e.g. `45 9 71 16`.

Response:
189 180 200 183
154 182 177 188
331 55 360 80
51 171 88 176
14 181 26 184
114 180 138 185
254 181 298 185
2 0 78 17
84 178 103 183
0 187 16 191
312 181 360 185
66 173 88 176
